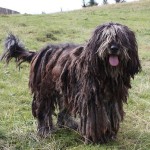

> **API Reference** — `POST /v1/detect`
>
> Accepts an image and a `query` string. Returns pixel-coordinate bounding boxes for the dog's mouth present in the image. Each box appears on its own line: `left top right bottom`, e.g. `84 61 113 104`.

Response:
109 55 119 67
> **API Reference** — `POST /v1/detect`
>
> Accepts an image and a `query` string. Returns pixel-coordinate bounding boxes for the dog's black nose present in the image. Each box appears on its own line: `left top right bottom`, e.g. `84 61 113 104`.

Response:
110 45 119 54
111 45 118 51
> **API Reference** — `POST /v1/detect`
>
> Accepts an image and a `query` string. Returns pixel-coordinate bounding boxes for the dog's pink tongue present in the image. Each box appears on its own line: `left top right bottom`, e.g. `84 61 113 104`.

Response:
109 56 119 66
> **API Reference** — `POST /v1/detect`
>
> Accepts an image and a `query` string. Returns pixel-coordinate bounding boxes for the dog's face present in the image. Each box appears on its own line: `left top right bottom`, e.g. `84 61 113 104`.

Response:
96 23 134 67
86 22 141 77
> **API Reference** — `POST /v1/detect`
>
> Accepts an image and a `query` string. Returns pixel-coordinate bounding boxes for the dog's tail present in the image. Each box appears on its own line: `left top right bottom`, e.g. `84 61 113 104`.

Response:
1 34 36 65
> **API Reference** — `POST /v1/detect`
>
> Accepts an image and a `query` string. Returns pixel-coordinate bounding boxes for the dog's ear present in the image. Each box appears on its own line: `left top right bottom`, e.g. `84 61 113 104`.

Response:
127 33 141 78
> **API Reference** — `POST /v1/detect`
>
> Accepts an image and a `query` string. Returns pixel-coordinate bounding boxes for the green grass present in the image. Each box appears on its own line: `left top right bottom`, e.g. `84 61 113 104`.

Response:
0 0 150 149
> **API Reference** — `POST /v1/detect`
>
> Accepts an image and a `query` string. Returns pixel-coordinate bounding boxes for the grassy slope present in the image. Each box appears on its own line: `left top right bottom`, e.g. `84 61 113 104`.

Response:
0 0 150 149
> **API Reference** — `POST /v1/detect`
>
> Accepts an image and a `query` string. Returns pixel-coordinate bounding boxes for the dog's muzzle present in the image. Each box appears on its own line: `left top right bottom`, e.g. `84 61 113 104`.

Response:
108 44 119 67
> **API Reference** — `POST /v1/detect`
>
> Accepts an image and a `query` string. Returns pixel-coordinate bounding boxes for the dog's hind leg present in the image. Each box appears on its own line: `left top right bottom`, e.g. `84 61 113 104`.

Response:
38 100 55 137
32 94 38 118
32 93 55 137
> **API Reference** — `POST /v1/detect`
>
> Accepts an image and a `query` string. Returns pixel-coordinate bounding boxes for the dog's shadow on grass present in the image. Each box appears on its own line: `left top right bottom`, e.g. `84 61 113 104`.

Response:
0 130 6 139
46 128 83 149
42 128 119 149
0 130 7 149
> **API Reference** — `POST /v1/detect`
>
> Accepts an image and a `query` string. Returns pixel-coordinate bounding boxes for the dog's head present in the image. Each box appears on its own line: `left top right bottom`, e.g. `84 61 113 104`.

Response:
86 22 141 77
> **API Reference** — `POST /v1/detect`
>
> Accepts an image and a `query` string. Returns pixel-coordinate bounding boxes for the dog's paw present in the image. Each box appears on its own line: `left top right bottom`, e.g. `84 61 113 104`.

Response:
37 126 56 138
64 117 78 130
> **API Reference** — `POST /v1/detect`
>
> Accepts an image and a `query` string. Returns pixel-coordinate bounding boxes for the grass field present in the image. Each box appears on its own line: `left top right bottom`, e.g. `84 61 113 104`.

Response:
0 0 150 149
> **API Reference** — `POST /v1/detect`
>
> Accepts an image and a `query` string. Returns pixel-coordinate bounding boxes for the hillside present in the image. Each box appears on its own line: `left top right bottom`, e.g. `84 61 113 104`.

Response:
0 0 150 149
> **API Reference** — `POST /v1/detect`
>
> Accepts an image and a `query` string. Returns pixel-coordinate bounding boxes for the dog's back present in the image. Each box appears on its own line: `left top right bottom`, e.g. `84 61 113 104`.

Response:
29 43 83 93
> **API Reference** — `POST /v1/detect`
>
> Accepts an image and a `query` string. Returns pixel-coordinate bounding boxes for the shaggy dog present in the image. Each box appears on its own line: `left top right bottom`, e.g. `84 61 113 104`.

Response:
1 22 141 144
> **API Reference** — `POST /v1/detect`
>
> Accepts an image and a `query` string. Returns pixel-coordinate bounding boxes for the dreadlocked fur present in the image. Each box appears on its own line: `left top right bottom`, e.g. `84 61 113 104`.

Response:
1 22 141 144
